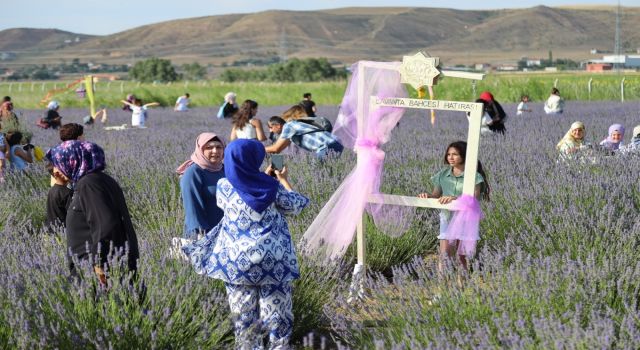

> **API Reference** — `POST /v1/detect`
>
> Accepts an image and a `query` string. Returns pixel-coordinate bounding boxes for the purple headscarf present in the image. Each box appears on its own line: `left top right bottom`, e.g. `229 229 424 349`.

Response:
601 124 625 150
45 140 106 183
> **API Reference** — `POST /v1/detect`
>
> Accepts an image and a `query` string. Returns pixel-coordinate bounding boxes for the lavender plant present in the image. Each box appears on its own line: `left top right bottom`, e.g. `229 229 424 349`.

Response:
1 101 639 348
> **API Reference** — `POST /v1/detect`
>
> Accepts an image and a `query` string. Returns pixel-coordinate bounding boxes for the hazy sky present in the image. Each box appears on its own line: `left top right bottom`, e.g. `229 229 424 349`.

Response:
5 0 637 35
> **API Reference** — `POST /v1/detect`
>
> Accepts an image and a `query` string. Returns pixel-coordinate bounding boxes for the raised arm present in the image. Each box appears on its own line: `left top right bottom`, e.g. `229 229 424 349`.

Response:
229 126 238 141
144 102 160 108
252 119 267 141
121 100 134 107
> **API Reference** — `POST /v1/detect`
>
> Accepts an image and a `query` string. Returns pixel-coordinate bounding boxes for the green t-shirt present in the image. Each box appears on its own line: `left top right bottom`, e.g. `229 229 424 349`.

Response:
430 166 484 197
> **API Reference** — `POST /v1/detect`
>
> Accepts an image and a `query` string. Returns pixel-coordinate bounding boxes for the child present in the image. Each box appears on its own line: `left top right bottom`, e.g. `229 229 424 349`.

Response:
516 95 532 115
45 162 73 231
122 94 135 112
268 116 286 144
121 98 159 128
174 93 190 112
418 141 489 271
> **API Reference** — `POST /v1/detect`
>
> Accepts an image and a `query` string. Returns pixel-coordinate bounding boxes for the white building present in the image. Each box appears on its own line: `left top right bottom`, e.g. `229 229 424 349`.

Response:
588 55 640 68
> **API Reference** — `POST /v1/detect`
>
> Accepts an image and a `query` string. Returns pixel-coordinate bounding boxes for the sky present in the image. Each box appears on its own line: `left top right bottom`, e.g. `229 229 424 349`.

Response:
4 0 639 35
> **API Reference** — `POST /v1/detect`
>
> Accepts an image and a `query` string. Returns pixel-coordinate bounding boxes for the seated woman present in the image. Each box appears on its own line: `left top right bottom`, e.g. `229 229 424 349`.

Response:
265 105 343 159
183 139 309 349
599 124 625 152
176 133 226 239
217 92 238 119
7 131 33 171
39 101 63 129
45 141 139 284
478 91 507 134
229 100 266 141
557 121 591 161
0 99 18 130
621 125 640 154
544 88 564 115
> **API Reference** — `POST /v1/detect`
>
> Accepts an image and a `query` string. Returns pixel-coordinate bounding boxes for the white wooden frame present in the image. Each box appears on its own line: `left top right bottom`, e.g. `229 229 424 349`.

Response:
353 61 484 279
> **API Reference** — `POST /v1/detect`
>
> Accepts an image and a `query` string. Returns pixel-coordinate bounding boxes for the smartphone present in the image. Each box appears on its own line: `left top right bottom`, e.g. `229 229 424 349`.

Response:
271 154 284 171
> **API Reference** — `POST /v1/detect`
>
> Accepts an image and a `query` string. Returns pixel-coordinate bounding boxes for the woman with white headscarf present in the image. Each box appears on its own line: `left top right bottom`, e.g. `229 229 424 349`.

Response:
217 92 238 119
557 121 588 155
41 100 63 129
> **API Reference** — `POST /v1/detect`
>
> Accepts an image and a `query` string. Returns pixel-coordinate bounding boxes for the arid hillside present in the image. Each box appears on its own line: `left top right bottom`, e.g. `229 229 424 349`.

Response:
1 6 637 67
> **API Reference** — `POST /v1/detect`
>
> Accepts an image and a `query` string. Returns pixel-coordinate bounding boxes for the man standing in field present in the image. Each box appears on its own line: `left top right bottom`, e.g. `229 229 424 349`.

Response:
300 92 317 118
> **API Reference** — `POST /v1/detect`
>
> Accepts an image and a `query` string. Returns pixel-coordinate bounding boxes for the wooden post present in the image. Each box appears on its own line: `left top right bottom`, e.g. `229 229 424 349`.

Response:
588 78 592 100
356 62 367 269
621 77 625 103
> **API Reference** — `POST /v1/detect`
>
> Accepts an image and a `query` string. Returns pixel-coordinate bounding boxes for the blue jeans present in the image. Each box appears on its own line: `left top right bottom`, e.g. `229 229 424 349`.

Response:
315 141 344 160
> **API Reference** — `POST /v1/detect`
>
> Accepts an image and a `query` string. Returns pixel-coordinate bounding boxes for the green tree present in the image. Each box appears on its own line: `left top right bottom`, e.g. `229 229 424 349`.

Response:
129 57 178 83
181 62 207 81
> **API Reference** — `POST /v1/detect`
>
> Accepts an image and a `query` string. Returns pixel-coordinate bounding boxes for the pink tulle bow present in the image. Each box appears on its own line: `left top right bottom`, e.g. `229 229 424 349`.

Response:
443 194 483 241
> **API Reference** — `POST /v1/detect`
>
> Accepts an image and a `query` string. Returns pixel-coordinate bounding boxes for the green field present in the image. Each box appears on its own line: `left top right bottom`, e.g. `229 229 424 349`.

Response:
2 72 640 109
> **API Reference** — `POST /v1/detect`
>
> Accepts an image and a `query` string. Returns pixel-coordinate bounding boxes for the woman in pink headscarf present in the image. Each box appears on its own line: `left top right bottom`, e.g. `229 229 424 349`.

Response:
176 133 226 239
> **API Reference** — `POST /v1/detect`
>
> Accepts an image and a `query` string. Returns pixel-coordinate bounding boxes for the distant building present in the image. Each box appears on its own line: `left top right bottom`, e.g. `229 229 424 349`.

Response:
496 65 518 71
586 63 613 71
526 59 542 67
587 55 640 68
475 63 491 71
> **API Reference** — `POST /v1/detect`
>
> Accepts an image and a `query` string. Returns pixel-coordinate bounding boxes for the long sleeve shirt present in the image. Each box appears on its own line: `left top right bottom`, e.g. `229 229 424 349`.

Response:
179 163 225 237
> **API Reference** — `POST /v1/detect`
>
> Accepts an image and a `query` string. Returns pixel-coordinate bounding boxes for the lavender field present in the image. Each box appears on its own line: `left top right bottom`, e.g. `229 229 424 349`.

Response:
1 100 639 349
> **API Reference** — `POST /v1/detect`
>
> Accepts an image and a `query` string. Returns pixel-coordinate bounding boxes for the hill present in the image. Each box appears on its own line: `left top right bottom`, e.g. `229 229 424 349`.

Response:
1 6 637 68
0 28 95 51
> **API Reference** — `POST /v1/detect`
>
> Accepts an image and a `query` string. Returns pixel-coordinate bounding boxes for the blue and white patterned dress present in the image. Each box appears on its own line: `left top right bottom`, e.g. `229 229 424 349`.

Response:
183 178 309 285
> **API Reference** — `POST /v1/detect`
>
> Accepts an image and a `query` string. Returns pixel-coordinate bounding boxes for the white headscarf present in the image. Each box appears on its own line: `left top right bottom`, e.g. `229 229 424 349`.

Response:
556 121 585 150
47 100 59 110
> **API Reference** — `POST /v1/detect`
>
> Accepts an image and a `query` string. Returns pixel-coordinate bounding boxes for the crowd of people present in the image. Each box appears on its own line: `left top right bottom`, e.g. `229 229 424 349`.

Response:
2 86 640 349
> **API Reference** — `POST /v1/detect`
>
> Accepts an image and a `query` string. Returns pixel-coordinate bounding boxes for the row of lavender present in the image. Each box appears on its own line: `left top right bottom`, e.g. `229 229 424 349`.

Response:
0 101 638 348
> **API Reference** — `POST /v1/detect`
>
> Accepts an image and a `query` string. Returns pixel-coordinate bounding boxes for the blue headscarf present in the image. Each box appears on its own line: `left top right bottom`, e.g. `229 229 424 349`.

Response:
45 140 105 183
224 139 278 213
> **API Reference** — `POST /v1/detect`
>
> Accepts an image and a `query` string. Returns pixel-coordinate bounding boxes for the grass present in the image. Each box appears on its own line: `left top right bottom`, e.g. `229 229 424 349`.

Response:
3 71 640 110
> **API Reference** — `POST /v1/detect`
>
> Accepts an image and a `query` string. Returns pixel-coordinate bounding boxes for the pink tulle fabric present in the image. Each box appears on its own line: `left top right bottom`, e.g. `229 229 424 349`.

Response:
301 61 409 260
443 194 483 256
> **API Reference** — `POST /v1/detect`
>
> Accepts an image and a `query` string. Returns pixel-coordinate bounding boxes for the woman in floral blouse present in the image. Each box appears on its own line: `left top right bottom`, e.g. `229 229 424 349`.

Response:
183 139 309 349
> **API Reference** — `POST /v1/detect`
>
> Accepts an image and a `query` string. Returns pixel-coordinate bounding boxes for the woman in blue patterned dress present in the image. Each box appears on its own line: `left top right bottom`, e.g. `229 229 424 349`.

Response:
183 139 309 349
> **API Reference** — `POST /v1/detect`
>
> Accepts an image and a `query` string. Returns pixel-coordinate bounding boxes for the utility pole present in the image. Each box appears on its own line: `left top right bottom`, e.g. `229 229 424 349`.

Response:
614 0 622 72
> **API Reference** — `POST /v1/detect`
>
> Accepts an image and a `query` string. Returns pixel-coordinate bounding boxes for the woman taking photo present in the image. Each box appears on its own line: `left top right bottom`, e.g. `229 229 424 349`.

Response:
183 139 309 349
45 141 139 283
176 132 226 239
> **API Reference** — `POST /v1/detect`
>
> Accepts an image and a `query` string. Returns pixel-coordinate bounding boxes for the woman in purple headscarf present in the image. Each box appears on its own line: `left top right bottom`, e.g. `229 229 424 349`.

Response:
599 124 625 151
45 141 139 284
